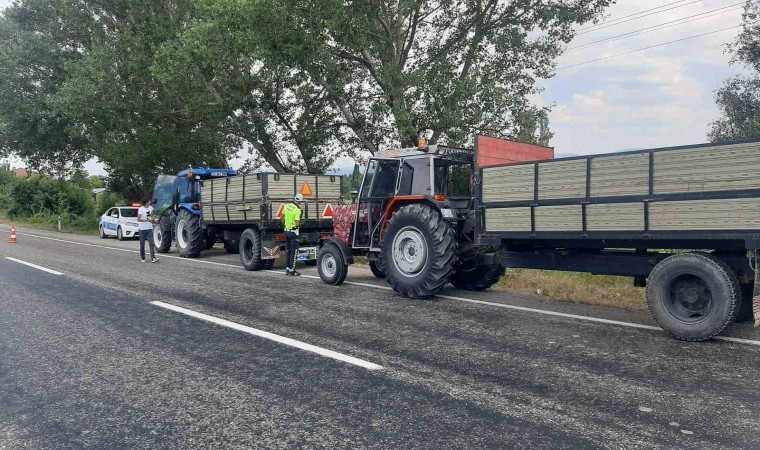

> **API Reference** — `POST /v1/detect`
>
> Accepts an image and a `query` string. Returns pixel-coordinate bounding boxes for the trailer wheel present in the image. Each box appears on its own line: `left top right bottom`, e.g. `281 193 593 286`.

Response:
450 263 505 291
263 259 275 270
154 215 172 253
647 252 741 341
176 209 204 258
369 257 385 279
224 240 239 254
383 204 457 299
318 244 348 286
305 260 317 267
204 235 216 250
240 228 266 271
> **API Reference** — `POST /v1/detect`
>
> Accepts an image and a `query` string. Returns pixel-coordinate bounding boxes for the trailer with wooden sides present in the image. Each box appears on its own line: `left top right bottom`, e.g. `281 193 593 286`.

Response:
201 173 342 270
476 138 760 341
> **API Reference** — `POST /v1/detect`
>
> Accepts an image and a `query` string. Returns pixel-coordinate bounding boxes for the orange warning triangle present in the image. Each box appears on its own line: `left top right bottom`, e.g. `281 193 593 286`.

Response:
275 204 285 219
322 203 333 218
300 181 313 196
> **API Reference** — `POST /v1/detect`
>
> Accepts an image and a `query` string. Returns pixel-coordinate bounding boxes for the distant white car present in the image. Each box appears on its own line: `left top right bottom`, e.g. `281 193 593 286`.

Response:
99 206 141 241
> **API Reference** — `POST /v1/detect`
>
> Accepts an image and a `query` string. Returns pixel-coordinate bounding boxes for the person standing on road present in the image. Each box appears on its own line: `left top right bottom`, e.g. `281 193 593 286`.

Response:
137 198 159 264
282 194 304 276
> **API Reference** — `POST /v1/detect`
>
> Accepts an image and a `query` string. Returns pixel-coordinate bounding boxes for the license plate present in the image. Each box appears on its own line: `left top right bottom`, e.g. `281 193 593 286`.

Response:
296 247 318 261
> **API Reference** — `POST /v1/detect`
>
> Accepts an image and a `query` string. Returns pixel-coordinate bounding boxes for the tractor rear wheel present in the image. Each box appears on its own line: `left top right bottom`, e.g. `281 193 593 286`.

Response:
450 264 505 291
176 209 204 258
382 204 457 299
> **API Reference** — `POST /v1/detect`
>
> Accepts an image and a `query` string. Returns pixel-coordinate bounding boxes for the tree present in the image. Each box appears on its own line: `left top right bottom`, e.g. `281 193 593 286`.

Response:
0 2 92 176
195 0 611 153
709 0 760 142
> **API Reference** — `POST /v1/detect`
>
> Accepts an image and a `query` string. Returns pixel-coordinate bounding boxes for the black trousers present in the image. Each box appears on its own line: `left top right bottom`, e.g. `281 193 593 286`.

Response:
139 229 155 260
285 231 299 270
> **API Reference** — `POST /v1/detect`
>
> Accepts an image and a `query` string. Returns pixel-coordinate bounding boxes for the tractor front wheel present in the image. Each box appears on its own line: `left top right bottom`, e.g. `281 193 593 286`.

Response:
382 204 457 299
176 209 204 258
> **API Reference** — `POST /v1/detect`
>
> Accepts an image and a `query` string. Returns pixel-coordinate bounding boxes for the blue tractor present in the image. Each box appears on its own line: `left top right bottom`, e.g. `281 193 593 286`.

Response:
151 168 237 258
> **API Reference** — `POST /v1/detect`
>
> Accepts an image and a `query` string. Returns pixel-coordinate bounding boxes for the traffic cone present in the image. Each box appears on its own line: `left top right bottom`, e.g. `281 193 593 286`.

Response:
8 225 17 244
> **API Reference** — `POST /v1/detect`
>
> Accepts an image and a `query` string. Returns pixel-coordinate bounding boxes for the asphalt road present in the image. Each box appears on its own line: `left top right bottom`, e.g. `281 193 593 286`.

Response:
1 225 759 449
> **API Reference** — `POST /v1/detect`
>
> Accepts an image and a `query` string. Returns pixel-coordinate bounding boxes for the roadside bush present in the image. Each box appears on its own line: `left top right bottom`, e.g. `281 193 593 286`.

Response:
96 192 121 216
8 178 95 218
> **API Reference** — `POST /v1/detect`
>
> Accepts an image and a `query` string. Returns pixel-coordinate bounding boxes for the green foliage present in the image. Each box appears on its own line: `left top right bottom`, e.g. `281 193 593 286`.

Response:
709 0 760 142
96 192 122 217
8 177 95 218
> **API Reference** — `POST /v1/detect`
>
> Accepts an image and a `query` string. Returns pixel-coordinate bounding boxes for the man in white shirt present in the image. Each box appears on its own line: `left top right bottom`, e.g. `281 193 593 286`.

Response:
137 198 159 263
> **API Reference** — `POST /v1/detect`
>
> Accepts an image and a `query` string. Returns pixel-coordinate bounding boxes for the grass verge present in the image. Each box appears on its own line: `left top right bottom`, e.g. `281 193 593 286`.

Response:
355 255 646 310
0 213 99 236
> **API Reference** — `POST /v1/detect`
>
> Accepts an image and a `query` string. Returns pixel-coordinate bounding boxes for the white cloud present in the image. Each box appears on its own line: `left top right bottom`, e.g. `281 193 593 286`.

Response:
542 0 746 154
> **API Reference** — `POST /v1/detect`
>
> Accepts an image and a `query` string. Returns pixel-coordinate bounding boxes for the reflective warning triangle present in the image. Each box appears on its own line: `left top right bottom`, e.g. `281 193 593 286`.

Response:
275 203 285 219
322 203 333 219
300 181 313 196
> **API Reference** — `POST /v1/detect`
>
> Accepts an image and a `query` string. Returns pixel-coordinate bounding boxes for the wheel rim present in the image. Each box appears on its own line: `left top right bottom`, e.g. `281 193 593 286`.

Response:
177 219 188 248
154 227 162 246
117 228 122 239
243 237 254 262
392 226 427 277
664 273 715 324
321 253 337 278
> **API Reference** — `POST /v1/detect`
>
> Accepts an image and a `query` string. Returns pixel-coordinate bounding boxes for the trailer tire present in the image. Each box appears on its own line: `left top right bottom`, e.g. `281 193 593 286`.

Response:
204 235 216 250
305 260 317 267
318 243 348 286
383 204 457 299
240 228 265 271
263 259 275 270
369 258 385 279
176 209 204 258
647 252 741 341
450 263 505 291
154 216 172 253
224 240 240 254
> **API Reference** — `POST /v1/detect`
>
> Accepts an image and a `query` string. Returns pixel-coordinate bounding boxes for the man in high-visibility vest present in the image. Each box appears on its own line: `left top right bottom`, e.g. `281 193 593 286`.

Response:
282 194 304 276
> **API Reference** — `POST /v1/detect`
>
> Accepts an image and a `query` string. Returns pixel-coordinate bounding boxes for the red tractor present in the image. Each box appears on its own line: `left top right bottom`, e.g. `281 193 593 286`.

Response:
318 136 552 298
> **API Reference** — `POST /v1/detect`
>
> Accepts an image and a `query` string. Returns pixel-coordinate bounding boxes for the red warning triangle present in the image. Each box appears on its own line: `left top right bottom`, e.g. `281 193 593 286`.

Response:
322 203 333 218
300 181 313 196
275 203 285 219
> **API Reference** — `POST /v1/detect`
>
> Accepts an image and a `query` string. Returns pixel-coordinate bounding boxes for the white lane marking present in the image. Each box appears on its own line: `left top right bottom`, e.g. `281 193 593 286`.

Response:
5 228 760 347
438 293 662 331
151 301 383 370
5 257 63 275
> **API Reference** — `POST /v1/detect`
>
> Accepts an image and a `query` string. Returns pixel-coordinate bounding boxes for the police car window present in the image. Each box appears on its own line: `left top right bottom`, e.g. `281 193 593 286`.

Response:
120 208 138 218
105 208 113 216
111 209 119 217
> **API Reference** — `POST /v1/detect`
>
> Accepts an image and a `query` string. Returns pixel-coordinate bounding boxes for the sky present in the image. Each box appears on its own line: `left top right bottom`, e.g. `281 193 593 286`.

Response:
0 0 749 174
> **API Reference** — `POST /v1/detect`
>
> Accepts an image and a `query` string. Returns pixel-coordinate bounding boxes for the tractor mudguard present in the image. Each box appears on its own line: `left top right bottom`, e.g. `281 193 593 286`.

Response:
322 237 354 265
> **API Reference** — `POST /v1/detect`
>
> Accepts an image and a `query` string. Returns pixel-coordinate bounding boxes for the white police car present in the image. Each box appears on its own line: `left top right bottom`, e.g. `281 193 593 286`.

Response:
99 205 141 241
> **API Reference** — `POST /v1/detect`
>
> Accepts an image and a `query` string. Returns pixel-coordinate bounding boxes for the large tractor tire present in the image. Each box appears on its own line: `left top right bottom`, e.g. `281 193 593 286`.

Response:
240 228 266 271
369 255 386 279
175 209 205 258
647 252 741 341
450 263 505 291
382 204 457 299
154 215 173 253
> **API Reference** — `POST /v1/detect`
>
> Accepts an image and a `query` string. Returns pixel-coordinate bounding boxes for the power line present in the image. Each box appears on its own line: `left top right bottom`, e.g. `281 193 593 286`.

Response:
578 0 692 31
577 0 705 36
567 3 745 52
557 25 741 70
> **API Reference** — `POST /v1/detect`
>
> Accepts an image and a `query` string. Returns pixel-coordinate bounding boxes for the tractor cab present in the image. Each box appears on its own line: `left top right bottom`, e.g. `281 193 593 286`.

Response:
153 168 236 217
352 143 474 251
